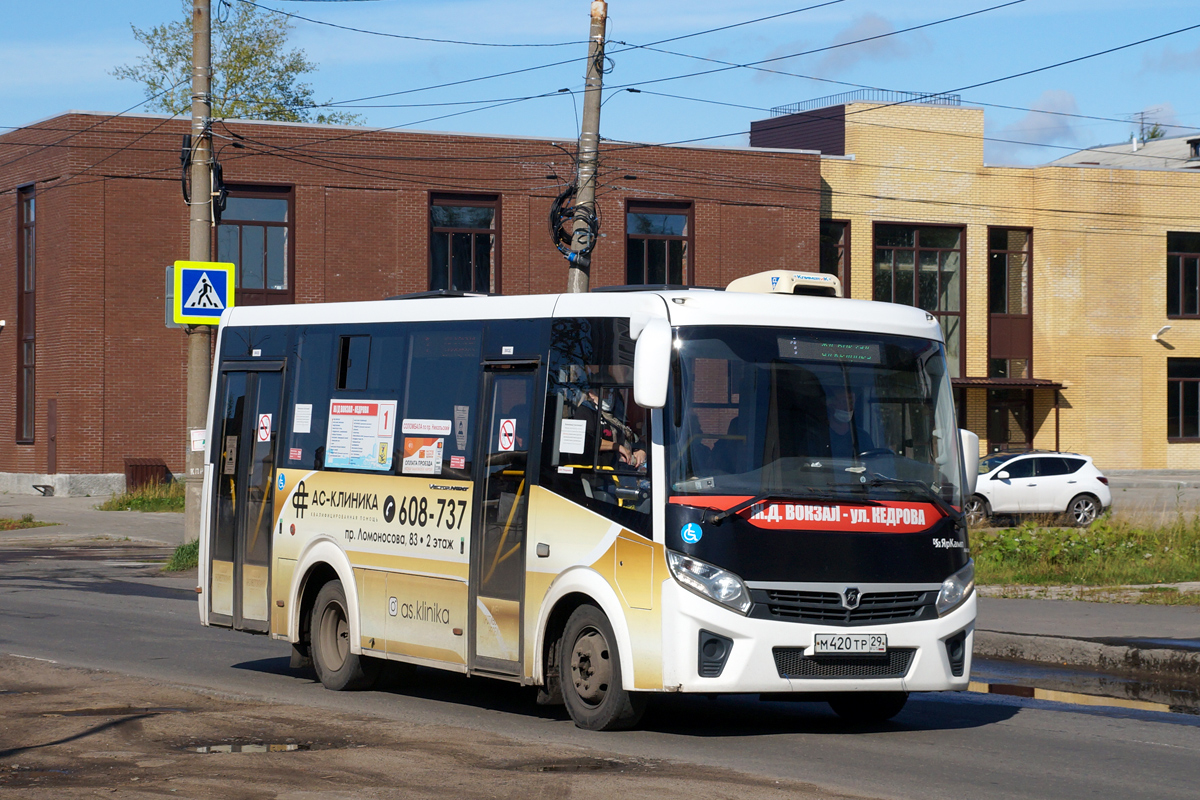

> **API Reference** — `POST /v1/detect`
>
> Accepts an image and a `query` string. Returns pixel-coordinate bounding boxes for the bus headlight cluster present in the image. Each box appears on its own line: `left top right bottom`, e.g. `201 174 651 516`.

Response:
667 551 752 615
936 560 975 616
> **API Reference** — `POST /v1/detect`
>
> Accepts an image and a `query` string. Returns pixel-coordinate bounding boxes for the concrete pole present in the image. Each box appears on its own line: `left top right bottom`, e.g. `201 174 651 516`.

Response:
566 0 607 293
184 0 213 545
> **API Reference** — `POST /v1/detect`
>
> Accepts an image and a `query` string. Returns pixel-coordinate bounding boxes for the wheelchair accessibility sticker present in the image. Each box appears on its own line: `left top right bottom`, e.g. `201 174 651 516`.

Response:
681 523 703 544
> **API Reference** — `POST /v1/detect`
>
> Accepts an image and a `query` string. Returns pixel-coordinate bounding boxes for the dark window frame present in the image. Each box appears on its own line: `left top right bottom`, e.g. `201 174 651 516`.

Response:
1167 357 1200 441
429 192 501 294
872 222 966 376
625 199 693 286
987 226 1034 379
1166 232 1200 319
214 184 295 306
819 219 850 290
16 185 35 444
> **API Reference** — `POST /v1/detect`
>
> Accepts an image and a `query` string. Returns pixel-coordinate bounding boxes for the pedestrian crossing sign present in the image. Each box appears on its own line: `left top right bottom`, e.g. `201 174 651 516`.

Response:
173 261 235 325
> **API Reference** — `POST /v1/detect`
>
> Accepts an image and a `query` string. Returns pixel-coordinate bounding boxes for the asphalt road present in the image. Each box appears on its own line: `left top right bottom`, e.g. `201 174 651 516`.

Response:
1 540 1197 800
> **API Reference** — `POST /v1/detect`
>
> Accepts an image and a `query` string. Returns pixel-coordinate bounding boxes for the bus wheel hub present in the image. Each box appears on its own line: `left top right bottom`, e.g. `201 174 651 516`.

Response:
570 629 610 704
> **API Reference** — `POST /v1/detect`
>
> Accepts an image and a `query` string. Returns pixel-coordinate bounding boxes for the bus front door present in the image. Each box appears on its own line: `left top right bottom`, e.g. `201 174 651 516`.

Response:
209 364 284 634
470 365 536 676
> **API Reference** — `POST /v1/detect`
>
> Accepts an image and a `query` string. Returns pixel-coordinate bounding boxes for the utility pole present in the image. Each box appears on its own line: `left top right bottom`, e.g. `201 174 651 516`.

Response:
566 0 607 293
184 0 213 545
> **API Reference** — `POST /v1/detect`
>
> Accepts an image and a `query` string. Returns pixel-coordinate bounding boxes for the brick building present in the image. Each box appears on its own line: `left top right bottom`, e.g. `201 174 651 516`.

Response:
752 93 1200 470
1 112 821 493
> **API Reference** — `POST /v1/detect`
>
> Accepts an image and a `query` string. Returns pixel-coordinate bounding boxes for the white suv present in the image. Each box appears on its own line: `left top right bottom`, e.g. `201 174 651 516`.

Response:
964 451 1112 528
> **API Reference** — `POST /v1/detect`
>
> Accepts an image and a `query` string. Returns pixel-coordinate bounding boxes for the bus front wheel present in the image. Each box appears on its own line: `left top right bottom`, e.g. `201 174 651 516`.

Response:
827 691 908 724
311 580 379 691
560 604 646 731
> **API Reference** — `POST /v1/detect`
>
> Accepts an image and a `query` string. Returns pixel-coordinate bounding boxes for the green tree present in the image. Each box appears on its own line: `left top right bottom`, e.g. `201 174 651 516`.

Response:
113 0 362 125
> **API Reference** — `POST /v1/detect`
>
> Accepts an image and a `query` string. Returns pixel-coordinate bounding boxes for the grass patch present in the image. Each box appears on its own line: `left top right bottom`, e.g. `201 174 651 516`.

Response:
974 515 1200 586
164 539 199 572
98 481 185 513
0 513 57 531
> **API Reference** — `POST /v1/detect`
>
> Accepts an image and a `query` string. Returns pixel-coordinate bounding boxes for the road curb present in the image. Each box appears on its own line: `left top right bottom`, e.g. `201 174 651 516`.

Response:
975 631 1200 679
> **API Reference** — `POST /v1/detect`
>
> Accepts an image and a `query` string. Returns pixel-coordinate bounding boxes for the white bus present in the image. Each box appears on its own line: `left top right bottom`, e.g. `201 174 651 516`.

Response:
198 273 980 730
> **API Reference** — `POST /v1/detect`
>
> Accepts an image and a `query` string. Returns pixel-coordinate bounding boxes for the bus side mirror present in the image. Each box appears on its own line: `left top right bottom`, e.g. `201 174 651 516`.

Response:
959 429 979 495
633 317 671 409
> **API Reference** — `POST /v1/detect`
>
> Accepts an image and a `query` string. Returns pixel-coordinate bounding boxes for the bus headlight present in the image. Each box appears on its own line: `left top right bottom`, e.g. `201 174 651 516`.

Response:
936 560 975 616
667 551 752 615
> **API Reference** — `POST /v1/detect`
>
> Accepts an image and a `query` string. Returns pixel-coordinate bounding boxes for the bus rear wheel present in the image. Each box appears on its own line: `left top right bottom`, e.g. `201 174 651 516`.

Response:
560 604 646 731
311 580 379 691
828 691 908 724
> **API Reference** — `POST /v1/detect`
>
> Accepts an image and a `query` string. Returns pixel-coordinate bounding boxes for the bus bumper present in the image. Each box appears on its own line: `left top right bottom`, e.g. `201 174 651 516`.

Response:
659 580 975 694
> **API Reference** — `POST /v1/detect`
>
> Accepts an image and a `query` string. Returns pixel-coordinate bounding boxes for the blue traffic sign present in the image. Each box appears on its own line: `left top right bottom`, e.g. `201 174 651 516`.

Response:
173 261 235 325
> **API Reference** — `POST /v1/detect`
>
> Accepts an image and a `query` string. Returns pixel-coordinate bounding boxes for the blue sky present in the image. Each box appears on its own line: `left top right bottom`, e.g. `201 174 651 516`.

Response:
3 0 1200 165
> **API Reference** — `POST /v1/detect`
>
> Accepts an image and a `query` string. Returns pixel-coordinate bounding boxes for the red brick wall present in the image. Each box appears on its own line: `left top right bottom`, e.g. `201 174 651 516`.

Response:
0 113 820 475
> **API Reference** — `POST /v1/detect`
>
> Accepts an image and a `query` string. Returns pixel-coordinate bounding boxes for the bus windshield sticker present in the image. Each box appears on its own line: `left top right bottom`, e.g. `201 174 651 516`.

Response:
403 437 444 475
324 399 398 472
403 418 452 436
293 403 312 433
778 338 882 364
223 436 237 475
559 418 587 454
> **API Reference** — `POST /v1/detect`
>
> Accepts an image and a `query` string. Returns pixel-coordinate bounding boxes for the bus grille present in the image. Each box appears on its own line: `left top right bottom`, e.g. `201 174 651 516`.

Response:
772 647 915 679
754 589 936 626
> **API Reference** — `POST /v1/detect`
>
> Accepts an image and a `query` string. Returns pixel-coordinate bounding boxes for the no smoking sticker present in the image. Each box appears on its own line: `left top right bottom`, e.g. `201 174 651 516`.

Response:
257 413 272 442
498 418 516 452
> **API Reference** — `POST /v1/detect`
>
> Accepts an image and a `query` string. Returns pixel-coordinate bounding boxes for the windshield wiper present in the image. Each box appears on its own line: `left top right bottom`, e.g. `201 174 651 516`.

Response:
704 490 879 525
867 476 962 522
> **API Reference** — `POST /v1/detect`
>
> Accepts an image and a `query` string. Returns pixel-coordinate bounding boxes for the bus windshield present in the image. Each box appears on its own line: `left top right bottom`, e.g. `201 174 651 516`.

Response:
667 325 964 509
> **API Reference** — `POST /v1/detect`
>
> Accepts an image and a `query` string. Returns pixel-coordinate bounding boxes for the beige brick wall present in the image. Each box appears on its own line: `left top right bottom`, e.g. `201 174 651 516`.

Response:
821 103 1200 470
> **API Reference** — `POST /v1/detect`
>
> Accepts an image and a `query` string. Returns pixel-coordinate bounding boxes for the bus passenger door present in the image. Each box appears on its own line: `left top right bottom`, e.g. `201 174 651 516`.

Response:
209 364 284 634
470 364 536 676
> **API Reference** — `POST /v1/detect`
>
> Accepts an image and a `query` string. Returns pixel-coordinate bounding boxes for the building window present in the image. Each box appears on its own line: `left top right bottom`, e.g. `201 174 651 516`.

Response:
1167 358 1200 440
1166 232 1200 318
626 201 691 285
16 187 35 443
873 224 964 376
988 228 1032 379
216 187 293 305
820 220 849 288
430 194 499 293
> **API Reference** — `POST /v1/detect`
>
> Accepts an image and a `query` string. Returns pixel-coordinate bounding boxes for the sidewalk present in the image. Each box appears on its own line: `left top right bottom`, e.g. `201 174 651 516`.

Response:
974 597 1199 680
0 493 185 547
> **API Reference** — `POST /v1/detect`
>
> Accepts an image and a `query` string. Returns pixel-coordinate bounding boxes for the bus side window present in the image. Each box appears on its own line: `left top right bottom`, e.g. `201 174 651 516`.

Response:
541 318 651 534
402 325 482 478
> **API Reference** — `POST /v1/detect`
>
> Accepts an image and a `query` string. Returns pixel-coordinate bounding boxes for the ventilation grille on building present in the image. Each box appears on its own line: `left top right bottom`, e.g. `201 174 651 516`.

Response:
772 648 916 679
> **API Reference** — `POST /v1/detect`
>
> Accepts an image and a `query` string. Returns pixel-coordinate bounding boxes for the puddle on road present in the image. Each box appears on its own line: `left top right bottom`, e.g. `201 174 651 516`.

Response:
40 707 190 717
191 743 311 754
507 758 649 773
968 659 1199 716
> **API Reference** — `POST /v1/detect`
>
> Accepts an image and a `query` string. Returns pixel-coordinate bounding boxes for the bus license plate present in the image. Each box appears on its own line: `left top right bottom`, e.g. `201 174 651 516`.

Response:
813 633 887 654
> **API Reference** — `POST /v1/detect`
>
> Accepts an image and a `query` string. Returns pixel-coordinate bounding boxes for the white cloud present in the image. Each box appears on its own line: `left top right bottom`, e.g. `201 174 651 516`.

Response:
1142 43 1200 73
815 14 924 75
986 89 1082 164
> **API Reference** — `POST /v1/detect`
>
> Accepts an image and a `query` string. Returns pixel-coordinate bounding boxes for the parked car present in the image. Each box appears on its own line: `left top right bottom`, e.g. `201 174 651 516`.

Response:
964 451 1111 528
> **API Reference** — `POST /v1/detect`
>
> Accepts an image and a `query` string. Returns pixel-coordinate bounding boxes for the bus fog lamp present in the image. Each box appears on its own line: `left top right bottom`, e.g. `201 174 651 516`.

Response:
936 560 974 616
667 551 751 614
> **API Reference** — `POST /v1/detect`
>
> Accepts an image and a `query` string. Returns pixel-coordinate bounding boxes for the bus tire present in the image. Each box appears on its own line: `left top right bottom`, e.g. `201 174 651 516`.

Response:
827 691 908 724
560 604 646 731
311 580 379 691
